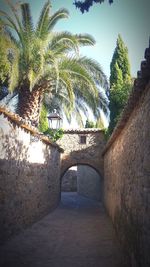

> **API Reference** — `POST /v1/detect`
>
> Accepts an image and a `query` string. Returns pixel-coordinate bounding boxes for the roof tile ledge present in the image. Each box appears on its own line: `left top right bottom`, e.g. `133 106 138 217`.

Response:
63 128 104 134
103 49 150 157
0 106 64 153
102 79 150 156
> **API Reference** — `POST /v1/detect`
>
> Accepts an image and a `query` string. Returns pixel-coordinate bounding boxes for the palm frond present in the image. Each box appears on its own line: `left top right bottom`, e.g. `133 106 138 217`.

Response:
43 89 73 122
0 10 22 41
4 28 19 48
8 50 19 92
98 91 109 115
74 97 89 117
59 72 75 108
73 105 84 127
5 0 24 34
74 83 99 117
36 1 51 39
75 33 95 46
48 32 79 55
21 3 33 36
48 8 69 31
58 57 99 97
77 56 109 90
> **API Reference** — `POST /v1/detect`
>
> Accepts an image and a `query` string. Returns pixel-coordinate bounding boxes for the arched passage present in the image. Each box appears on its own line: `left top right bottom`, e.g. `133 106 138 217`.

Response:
61 164 103 202
58 129 106 203
58 129 106 179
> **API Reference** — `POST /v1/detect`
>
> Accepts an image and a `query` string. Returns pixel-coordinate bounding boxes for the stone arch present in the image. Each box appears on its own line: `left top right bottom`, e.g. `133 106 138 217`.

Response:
60 162 102 180
61 163 103 201
58 129 106 188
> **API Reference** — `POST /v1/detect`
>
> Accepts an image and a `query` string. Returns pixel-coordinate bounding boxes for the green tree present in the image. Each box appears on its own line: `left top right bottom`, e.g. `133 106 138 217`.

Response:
109 35 133 134
110 34 131 86
85 119 95 128
0 1 108 127
0 23 11 97
38 104 49 132
0 25 10 84
0 21 20 99
74 0 113 13
85 115 105 129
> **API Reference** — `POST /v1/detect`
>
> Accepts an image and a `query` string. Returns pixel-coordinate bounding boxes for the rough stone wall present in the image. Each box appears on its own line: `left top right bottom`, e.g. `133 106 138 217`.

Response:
104 82 150 267
0 113 61 244
77 165 102 201
58 130 106 177
61 168 77 192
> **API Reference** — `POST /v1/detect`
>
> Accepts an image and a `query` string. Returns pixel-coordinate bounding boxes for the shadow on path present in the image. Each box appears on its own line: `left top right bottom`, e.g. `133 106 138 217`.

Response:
0 192 125 267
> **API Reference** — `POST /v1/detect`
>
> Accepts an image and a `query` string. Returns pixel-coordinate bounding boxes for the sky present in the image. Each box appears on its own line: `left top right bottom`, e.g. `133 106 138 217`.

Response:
50 0 150 79
0 0 150 127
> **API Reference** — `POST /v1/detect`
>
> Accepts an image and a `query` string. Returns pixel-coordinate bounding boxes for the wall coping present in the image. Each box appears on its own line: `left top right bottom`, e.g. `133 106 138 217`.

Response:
0 106 64 153
63 128 104 134
103 79 150 156
103 44 150 156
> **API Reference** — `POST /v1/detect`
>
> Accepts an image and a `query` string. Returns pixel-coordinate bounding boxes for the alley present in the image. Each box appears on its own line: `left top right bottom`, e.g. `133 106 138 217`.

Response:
0 193 125 267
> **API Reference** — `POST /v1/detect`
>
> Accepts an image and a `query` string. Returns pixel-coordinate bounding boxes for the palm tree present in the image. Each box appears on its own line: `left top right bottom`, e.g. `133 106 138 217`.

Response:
0 1 108 127
43 72 109 127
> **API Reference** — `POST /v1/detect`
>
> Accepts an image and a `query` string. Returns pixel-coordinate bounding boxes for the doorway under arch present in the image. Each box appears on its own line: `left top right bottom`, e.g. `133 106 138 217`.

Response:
61 165 103 202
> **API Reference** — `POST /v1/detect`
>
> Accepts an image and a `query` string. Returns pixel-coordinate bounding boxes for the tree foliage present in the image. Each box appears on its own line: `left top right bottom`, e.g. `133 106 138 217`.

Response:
38 104 49 132
74 0 113 13
44 128 64 142
0 22 19 99
0 43 10 86
110 34 131 87
0 24 12 87
109 82 133 131
85 119 95 128
109 34 133 134
85 116 105 129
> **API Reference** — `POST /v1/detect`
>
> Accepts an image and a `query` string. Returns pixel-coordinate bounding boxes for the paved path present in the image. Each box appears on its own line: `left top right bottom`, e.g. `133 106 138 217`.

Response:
0 193 125 267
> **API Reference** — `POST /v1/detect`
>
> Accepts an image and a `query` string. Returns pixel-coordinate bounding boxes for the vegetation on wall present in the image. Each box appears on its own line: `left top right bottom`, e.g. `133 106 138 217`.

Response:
44 128 64 142
108 34 133 134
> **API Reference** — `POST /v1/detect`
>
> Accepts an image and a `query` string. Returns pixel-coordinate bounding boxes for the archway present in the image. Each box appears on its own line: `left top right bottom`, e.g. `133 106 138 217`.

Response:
61 164 103 202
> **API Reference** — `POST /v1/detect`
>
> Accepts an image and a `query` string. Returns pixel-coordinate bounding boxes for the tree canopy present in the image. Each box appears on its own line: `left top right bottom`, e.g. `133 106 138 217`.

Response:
110 34 131 87
74 0 114 13
109 34 133 134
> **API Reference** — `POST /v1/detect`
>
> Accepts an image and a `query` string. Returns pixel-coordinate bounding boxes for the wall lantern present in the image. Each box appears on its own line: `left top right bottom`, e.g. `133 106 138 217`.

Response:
47 109 62 129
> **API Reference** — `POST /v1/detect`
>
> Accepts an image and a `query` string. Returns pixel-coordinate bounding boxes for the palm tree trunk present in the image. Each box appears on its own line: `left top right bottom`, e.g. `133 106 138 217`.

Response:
17 85 44 127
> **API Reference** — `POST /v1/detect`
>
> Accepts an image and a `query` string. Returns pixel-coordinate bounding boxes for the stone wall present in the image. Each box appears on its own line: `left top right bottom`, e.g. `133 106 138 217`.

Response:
104 76 150 267
77 166 102 201
61 168 77 192
58 129 106 178
0 110 62 244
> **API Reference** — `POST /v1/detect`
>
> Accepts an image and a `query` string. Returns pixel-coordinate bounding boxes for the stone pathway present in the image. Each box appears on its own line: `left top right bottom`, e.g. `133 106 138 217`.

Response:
0 192 125 267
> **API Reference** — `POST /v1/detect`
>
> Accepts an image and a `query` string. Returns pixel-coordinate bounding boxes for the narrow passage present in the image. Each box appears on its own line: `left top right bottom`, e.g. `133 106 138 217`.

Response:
0 193 125 267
